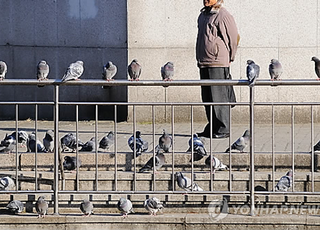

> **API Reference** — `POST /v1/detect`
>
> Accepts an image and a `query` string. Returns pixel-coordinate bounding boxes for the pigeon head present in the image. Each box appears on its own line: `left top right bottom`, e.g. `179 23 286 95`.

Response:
243 129 250 137
136 131 141 138
312 56 320 62
132 59 138 63
270 59 279 64
38 196 45 201
76 60 84 66
247 60 255 65
193 134 198 138
39 60 47 65
286 170 293 177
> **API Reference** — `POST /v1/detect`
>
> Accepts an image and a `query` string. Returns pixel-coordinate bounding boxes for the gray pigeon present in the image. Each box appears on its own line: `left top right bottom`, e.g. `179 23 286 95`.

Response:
27 132 46 152
0 61 7 80
6 200 24 214
102 61 117 81
61 133 83 152
37 60 50 81
10 131 29 147
117 198 134 218
275 170 293 192
269 59 282 81
187 134 207 162
205 155 228 173
80 199 94 216
157 129 172 153
99 131 114 151
63 156 81 171
175 172 203 192
43 130 54 152
61 60 84 82
35 196 48 218
128 131 148 156
139 149 166 173
0 134 17 154
246 60 260 87
161 62 174 81
311 56 320 79
80 137 95 152
128 59 141 81
144 197 163 216
225 130 250 153
0 176 15 191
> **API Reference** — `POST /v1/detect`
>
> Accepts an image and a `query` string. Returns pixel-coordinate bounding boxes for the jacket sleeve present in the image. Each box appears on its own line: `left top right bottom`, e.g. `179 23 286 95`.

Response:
218 13 239 62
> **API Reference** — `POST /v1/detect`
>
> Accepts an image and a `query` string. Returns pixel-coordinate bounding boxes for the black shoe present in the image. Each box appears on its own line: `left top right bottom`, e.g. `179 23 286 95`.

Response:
212 133 230 139
197 132 210 138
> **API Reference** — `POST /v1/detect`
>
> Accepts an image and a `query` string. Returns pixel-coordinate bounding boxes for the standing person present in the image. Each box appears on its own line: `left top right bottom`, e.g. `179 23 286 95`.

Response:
196 0 239 138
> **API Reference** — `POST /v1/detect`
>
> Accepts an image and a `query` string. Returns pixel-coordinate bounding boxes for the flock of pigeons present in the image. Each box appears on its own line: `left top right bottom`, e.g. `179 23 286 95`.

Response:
0 59 174 82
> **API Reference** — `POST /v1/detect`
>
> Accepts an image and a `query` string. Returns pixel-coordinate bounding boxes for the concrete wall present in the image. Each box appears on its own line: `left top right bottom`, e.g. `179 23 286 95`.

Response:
0 0 128 121
127 0 320 123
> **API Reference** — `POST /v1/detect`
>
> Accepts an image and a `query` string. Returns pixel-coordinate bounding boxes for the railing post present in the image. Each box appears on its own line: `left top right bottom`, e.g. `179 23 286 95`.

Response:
249 86 255 216
53 84 59 215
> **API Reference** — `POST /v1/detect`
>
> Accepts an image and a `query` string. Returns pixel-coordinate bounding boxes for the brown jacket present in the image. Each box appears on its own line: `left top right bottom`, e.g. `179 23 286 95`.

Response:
196 7 239 68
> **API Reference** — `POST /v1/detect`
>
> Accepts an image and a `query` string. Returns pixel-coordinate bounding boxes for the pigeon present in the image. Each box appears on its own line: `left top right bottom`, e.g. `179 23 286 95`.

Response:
80 199 94 216
246 60 260 87
10 131 29 147
128 59 141 81
205 155 228 173
117 198 134 218
35 196 48 218
43 130 54 152
139 149 166 173
312 140 320 152
0 61 7 80
60 133 83 152
128 131 148 156
175 172 203 192
156 129 172 153
80 137 95 152
102 61 117 81
61 60 84 82
269 59 282 81
0 134 16 154
275 170 293 192
6 200 24 214
37 60 50 81
225 130 250 153
311 56 320 79
27 132 46 152
99 131 114 151
144 197 163 216
0 176 15 190
187 134 207 162
63 156 81 171
161 62 174 82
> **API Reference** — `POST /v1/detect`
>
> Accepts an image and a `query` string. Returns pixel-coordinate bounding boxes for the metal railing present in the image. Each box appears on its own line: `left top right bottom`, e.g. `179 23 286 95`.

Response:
1 79 320 216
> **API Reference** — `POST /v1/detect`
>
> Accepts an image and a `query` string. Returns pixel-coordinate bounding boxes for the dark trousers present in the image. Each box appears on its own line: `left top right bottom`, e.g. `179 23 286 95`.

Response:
200 67 235 135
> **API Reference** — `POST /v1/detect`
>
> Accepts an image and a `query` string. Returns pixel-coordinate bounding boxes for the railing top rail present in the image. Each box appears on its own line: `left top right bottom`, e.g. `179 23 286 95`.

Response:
0 79 320 86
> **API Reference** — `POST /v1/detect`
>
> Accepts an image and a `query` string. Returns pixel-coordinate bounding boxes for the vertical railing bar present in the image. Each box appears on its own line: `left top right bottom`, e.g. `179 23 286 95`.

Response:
209 105 213 192
15 105 19 192
171 105 175 192
191 105 194 191
311 105 315 192
95 105 98 191
228 105 232 192
291 105 295 192
272 105 275 191
53 85 59 214
152 105 156 191
76 105 79 191
249 86 255 216
114 105 118 191
35 104 38 191
133 105 137 192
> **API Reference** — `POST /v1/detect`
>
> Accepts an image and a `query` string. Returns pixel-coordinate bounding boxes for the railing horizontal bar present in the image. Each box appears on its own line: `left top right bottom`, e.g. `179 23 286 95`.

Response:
58 102 249 106
0 102 54 105
1 79 320 86
255 102 320 106
0 190 53 194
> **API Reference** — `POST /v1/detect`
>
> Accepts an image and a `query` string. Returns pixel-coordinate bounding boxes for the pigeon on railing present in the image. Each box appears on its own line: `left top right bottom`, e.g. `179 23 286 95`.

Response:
311 56 320 79
0 61 7 80
225 130 250 153
102 61 117 81
61 60 84 82
269 59 282 81
128 59 141 81
246 60 260 87
161 61 174 82
117 198 134 218
36 196 48 218
275 170 293 192
144 197 163 216
80 200 94 217
37 60 50 81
